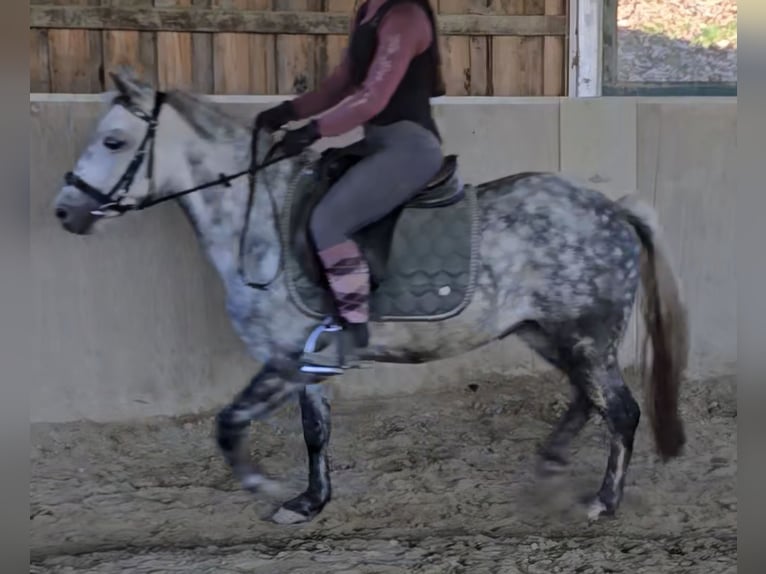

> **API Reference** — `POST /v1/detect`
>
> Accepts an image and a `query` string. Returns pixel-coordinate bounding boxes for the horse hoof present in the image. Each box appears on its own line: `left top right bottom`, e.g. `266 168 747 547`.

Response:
270 506 312 525
580 494 616 521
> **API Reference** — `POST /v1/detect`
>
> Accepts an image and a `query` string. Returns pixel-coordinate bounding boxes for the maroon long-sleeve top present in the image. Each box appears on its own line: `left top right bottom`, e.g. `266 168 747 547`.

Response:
289 0 433 138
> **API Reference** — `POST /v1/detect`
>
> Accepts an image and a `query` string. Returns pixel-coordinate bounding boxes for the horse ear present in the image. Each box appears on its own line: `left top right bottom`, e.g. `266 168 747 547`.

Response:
109 67 151 101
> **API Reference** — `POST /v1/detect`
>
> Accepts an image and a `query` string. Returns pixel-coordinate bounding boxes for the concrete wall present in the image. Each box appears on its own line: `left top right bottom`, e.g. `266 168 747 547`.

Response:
29 95 737 423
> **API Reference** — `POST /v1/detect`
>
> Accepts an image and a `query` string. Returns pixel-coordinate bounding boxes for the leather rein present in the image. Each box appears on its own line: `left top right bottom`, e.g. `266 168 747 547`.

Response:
62 91 292 290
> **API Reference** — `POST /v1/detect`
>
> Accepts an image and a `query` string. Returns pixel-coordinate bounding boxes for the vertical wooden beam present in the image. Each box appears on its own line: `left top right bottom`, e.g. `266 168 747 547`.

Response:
568 0 601 96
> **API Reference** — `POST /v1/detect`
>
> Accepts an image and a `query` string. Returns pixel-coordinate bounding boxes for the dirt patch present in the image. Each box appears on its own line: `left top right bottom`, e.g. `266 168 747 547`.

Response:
30 373 736 573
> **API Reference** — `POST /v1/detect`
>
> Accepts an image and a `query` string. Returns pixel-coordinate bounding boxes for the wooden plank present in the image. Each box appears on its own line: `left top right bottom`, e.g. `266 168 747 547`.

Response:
30 30 51 93
248 0 277 94
213 0 250 94
323 0 356 77
490 0 546 96
102 0 157 88
30 6 568 36
191 0 214 92
275 0 321 95
213 0 275 94
47 0 103 92
543 0 565 95
440 0 489 96
468 35 489 96
522 0 545 96
155 0 193 90
438 0 471 97
489 0 524 96
30 0 52 91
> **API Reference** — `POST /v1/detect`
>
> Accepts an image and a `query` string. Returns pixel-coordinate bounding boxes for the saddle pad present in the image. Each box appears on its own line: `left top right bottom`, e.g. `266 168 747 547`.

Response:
281 169 480 322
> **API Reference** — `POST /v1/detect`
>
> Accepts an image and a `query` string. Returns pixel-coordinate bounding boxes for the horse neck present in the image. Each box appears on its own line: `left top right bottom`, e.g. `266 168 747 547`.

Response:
160 112 295 287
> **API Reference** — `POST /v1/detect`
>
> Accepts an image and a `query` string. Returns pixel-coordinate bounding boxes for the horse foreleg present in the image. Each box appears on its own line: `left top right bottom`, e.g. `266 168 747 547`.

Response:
215 362 304 495
271 383 332 524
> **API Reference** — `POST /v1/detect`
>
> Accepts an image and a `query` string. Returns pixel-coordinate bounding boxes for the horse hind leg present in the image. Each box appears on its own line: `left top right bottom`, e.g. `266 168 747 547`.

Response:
573 356 640 519
570 355 641 520
538 386 593 476
517 321 640 519
515 323 595 476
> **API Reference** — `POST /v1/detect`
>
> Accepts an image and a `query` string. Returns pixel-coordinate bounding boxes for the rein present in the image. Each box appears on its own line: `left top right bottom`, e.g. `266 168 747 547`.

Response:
63 90 294 290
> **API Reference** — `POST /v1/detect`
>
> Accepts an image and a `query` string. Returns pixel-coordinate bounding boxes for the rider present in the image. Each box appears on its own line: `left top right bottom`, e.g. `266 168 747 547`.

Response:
254 0 446 373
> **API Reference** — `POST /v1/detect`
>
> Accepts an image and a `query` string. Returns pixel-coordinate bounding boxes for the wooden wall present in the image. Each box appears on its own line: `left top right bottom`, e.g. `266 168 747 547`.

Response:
30 1 568 96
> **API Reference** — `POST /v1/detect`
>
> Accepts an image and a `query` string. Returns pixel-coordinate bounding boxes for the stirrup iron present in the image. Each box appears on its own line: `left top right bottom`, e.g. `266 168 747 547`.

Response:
300 318 345 375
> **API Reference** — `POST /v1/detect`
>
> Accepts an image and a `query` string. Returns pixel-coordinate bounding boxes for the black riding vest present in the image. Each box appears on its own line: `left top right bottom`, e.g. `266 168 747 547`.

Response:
348 0 445 140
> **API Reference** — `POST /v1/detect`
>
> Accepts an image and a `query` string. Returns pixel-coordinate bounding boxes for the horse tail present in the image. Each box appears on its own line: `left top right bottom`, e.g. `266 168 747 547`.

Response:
617 194 689 461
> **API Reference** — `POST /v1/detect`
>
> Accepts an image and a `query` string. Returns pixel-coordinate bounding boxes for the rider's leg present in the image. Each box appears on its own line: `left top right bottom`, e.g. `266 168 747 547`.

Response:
303 120 443 368
314 240 370 327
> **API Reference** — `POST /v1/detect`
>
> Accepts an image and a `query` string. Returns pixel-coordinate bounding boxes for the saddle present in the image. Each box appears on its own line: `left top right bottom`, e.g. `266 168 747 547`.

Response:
289 139 464 290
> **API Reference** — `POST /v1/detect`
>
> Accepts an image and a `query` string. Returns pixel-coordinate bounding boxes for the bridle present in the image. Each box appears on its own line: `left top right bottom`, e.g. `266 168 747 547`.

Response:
62 90 293 289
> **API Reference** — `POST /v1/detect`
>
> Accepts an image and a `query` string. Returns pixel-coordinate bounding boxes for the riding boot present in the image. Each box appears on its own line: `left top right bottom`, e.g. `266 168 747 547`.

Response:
300 240 370 374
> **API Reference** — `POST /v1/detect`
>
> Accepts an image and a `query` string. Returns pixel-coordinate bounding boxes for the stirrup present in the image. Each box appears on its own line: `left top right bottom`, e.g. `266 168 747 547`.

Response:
299 318 346 375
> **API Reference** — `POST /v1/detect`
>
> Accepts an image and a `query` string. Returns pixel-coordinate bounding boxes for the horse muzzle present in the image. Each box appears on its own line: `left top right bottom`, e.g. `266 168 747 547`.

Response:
53 187 102 235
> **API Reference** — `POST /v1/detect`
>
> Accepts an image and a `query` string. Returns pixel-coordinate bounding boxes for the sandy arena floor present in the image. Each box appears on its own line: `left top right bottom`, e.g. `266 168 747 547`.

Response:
30 372 736 573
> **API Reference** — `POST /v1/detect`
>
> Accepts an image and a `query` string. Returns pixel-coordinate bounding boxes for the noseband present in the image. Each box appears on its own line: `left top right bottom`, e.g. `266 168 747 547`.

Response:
62 90 292 289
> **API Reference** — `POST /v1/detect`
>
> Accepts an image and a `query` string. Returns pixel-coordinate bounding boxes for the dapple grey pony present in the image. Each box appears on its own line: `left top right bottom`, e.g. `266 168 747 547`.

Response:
52 69 688 525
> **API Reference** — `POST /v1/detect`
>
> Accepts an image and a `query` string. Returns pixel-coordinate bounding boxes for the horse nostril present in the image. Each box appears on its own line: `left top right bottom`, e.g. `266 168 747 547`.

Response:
55 207 68 221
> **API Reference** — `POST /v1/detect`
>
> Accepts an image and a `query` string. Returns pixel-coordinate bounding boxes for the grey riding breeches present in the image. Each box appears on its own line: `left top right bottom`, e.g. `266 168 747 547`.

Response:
309 120 444 250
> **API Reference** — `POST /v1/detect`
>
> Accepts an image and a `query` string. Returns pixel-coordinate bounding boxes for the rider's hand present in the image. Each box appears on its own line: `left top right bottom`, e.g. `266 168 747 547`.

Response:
281 120 321 156
254 100 295 132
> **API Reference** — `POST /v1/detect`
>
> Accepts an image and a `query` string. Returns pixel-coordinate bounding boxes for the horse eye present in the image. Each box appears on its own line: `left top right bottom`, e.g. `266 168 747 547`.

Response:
103 136 125 151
